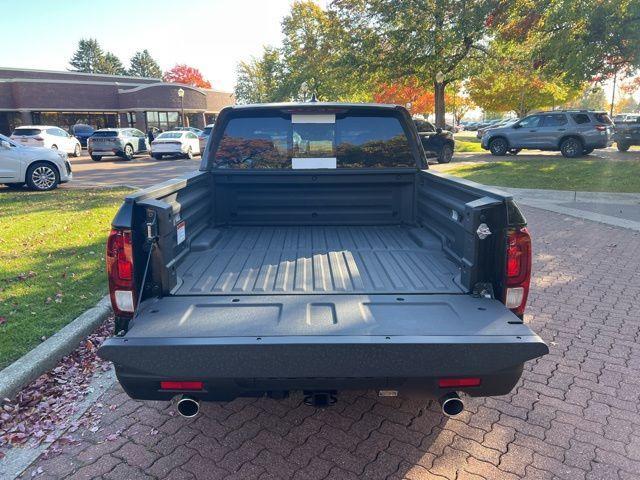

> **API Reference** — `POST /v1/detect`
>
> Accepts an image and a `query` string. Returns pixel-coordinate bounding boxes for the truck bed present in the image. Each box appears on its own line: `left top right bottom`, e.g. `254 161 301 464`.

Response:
174 225 463 295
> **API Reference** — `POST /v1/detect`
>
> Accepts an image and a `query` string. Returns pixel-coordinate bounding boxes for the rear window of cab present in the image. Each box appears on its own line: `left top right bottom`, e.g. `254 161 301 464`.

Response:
212 112 416 169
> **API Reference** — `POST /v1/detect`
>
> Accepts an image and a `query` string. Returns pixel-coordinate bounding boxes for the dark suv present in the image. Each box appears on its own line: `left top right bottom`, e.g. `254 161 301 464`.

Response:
414 119 455 163
481 110 613 158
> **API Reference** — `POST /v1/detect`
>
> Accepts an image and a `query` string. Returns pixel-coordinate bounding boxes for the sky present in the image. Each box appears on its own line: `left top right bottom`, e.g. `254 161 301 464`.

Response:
0 0 322 92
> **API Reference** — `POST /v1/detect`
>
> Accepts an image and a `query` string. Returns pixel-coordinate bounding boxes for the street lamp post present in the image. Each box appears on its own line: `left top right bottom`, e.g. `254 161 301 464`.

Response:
177 88 185 127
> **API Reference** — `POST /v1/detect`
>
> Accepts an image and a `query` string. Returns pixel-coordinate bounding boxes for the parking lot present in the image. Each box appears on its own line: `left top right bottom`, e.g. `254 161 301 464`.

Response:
65 154 202 189
18 205 640 480
62 146 640 190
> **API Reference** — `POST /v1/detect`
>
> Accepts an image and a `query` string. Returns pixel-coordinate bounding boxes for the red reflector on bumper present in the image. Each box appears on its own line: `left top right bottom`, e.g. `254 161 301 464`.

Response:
438 378 481 388
160 381 204 391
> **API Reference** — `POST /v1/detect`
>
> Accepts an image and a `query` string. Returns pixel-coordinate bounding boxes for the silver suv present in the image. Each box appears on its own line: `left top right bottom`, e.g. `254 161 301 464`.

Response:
481 110 613 158
87 128 150 161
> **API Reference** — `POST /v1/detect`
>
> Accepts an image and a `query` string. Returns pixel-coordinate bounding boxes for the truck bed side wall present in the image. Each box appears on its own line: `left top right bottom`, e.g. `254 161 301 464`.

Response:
416 170 510 292
121 171 215 296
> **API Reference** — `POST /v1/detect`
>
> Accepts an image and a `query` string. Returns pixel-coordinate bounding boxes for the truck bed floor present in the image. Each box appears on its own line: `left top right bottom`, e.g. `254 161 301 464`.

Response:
174 225 463 295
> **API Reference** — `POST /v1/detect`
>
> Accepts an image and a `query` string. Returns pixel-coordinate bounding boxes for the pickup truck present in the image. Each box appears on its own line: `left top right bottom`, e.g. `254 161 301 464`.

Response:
613 114 640 151
98 103 548 417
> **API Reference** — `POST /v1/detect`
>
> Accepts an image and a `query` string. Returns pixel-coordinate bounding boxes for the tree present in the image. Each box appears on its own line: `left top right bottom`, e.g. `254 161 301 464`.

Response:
234 1 369 103
129 50 162 78
332 0 501 127
615 96 639 114
495 0 640 84
373 79 435 115
97 52 127 75
69 39 128 75
446 86 475 124
235 47 286 104
279 1 367 101
564 85 607 111
163 65 212 88
468 69 579 117
69 38 105 73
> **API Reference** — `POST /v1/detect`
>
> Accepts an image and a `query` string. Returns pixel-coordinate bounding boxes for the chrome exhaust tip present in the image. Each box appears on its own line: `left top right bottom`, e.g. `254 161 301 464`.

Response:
439 392 464 417
176 396 200 418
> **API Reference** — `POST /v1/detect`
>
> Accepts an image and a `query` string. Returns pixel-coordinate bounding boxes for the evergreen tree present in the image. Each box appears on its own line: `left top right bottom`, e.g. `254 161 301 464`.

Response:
128 50 162 78
69 38 105 73
98 52 127 75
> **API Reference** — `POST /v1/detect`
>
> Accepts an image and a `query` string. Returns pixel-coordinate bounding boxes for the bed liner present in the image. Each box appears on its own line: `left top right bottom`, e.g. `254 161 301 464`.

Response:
174 225 463 295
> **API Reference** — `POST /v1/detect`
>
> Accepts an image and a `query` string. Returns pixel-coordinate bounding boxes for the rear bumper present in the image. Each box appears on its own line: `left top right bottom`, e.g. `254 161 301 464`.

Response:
152 146 186 154
99 294 548 401
112 363 528 402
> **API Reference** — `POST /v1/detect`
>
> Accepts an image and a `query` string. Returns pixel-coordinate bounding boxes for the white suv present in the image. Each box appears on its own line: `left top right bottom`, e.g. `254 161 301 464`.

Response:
0 134 72 191
10 125 82 157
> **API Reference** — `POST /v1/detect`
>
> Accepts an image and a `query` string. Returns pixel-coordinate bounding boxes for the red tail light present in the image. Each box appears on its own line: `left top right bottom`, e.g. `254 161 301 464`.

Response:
595 125 606 131
438 377 481 388
160 381 204 391
34 136 44 141
106 229 136 317
503 227 531 316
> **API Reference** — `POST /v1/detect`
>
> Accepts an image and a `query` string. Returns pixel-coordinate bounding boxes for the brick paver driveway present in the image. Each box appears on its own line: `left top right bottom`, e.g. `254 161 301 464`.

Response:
23 206 640 480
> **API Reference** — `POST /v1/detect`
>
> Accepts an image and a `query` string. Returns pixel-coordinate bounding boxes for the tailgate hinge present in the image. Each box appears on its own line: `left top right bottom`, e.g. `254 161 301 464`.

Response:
473 282 495 299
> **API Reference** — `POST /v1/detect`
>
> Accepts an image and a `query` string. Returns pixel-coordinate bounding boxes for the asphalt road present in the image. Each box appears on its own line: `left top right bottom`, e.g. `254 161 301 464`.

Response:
66 153 203 189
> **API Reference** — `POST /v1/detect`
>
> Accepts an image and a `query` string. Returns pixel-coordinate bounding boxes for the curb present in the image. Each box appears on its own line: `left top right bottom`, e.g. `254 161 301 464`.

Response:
0 296 112 401
493 186 640 204
515 199 640 233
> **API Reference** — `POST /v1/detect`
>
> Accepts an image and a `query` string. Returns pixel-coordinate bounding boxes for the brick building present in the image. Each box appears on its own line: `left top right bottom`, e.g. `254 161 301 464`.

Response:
0 67 235 135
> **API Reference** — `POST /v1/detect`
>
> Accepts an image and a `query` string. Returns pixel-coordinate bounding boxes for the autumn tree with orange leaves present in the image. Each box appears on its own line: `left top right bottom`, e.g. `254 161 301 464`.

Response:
163 64 212 89
373 80 435 115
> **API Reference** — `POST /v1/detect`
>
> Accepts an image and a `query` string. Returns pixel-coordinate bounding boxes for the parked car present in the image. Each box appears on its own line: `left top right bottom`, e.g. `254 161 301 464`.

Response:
172 126 203 135
0 133 72 191
87 128 149 161
415 119 455 163
613 113 639 124
151 131 201 159
10 125 82 157
98 102 547 418
612 114 640 151
476 119 518 139
481 110 613 158
70 124 95 148
198 124 215 152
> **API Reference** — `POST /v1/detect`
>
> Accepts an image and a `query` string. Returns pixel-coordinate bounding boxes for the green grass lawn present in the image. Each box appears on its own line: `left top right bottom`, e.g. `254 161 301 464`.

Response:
436 159 640 193
0 188 130 369
454 140 484 153
454 132 484 153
